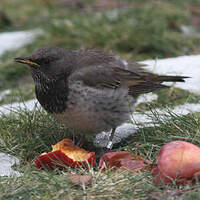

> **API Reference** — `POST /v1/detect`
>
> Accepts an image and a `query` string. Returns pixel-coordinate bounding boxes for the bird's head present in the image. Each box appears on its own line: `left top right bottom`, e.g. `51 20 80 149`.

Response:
15 46 72 83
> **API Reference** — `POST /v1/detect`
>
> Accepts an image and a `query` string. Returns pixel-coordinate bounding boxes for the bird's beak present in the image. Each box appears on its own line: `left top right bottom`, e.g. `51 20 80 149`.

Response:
14 57 40 67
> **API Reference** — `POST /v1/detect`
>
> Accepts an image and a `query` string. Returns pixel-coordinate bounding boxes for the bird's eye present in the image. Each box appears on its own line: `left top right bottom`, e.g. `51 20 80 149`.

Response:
37 58 50 65
43 59 50 64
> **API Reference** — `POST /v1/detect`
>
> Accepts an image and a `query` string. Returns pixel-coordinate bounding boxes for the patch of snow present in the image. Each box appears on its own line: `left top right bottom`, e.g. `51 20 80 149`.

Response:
0 99 39 116
140 55 200 94
0 29 43 57
0 89 11 101
0 153 22 177
106 10 119 20
135 93 158 106
94 123 137 146
181 25 200 38
132 102 200 127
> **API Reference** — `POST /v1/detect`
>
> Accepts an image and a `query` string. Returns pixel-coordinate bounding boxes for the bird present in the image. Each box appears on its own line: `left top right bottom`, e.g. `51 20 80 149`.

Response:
15 46 188 149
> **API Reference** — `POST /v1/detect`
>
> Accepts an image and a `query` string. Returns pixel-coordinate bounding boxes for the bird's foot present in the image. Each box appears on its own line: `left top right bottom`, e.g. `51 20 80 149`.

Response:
101 140 113 154
106 140 113 150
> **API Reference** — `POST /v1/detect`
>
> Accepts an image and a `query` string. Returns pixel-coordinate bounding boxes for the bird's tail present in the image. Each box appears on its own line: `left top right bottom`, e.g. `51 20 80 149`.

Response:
154 75 189 82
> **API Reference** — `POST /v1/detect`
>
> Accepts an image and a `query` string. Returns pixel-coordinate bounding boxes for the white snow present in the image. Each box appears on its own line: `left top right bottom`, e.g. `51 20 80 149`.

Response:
140 55 200 94
0 99 39 116
0 29 43 57
135 93 158 106
181 25 200 38
0 89 11 101
0 153 22 177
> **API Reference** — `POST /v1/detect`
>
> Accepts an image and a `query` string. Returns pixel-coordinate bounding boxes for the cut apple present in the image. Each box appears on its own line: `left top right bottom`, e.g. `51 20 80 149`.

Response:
99 151 152 173
35 139 96 170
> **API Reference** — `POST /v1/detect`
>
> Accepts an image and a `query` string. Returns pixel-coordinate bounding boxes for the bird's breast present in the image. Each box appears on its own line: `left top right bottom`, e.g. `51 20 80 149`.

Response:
53 81 136 133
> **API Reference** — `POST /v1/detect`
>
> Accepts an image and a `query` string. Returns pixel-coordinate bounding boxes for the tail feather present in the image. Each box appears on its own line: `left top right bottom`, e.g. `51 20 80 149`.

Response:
156 75 190 83
129 82 169 96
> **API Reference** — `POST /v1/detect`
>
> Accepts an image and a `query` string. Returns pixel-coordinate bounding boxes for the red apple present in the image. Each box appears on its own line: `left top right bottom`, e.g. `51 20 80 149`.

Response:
35 139 95 170
99 151 152 172
152 141 200 184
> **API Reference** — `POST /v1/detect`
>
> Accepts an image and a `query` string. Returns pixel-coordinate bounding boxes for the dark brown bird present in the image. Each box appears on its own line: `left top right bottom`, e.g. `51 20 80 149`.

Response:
15 46 188 149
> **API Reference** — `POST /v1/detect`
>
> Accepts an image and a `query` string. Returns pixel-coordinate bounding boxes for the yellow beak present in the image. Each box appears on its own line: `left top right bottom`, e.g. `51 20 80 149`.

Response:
14 57 40 67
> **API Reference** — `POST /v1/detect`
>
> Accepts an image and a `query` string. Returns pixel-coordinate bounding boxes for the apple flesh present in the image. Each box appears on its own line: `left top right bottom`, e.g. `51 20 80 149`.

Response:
152 141 200 184
35 139 96 170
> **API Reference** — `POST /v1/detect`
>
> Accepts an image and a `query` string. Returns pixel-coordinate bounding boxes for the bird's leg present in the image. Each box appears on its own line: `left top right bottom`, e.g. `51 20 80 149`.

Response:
97 128 116 161
106 128 116 150
76 134 86 147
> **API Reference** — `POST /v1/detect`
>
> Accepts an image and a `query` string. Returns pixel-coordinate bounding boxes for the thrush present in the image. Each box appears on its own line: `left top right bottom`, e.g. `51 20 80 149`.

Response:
15 46 188 149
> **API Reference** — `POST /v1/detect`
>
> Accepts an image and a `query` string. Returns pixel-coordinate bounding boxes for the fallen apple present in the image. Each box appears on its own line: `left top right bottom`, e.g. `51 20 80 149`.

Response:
152 141 200 184
99 151 152 173
35 139 95 170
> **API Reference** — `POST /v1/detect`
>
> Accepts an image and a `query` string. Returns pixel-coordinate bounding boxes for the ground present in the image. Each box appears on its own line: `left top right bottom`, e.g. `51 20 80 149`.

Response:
1 0 200 199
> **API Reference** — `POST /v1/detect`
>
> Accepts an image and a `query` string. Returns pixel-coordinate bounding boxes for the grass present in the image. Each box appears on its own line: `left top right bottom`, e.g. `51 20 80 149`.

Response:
0 169 154 200
136 87 200 112
1 108 200 199
1 0 200 199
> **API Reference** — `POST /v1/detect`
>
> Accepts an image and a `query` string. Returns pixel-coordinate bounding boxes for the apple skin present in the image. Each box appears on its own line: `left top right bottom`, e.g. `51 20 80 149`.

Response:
152 141 200 184
99 151 152 172
99 152 130 170
35 139 96 170
35 150 95 170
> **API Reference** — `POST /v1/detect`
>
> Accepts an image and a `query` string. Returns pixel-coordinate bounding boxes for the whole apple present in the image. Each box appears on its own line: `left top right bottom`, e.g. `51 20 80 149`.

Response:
152 141 200 184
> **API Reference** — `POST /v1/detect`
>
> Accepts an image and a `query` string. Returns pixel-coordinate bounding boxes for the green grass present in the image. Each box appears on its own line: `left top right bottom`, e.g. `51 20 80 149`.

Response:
0 169 154 200
1 0 200 199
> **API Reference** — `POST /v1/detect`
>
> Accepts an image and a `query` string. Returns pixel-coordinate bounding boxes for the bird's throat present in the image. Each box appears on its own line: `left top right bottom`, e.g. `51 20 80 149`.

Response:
35 79 68 114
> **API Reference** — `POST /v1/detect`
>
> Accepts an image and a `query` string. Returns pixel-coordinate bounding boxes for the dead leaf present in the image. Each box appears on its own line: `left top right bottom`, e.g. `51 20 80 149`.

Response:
66 173 92 187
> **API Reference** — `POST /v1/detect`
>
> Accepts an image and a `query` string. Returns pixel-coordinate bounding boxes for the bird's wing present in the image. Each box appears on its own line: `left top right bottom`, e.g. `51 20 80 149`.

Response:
70 49 187 92
69 63 150 89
